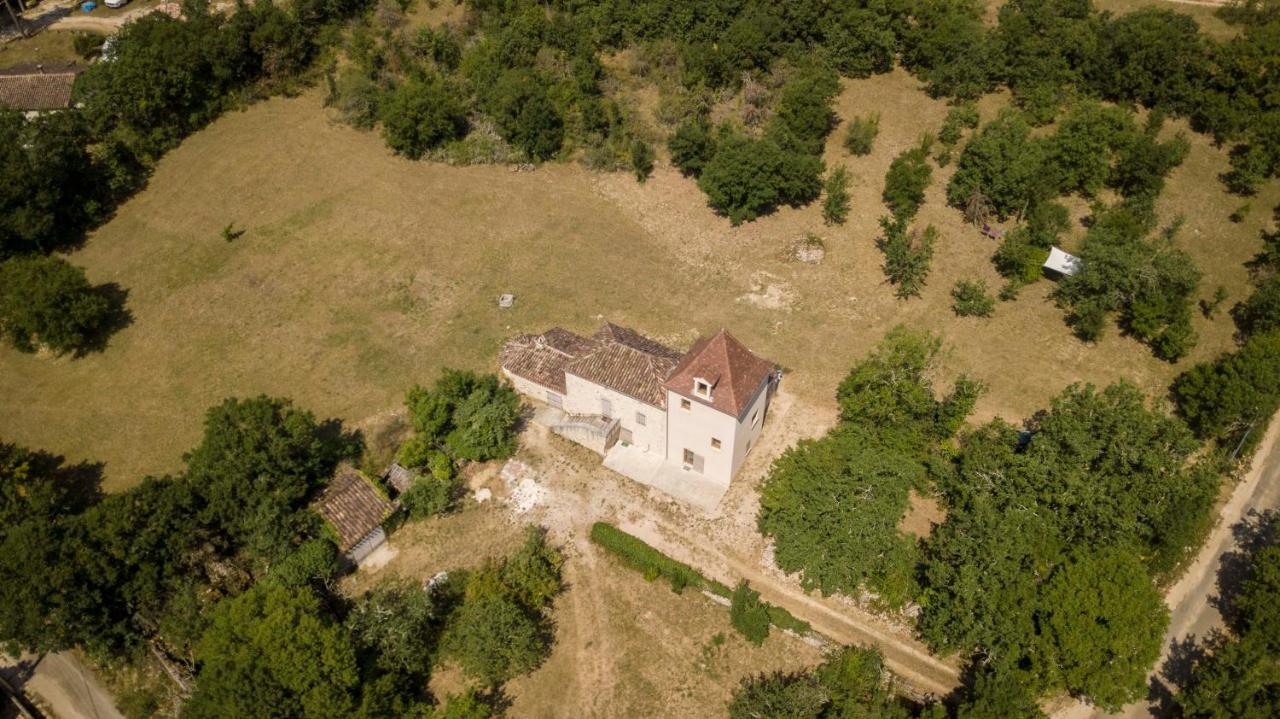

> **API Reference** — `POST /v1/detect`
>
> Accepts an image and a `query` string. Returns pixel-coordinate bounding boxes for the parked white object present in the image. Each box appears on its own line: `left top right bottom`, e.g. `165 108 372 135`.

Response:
1043 246 1082 277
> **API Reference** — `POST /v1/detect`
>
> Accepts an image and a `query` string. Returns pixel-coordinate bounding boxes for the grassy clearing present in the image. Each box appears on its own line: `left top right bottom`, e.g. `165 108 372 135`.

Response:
0 63 1275 490
0 29 82 70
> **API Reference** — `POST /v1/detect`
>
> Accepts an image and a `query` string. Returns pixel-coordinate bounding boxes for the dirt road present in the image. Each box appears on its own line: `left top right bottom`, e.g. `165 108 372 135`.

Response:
0 653 124 719
1052 414 1280 719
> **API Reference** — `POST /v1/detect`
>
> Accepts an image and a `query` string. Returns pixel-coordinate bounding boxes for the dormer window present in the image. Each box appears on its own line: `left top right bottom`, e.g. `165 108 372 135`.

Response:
693 378 712 400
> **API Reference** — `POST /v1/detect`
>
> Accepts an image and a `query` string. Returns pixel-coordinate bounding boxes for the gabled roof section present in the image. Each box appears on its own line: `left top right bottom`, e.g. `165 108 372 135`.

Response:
315 465 394 552
592 322 683 361
565 338 680 408
665 330 775 418
0 64 82 111
499 327 594 394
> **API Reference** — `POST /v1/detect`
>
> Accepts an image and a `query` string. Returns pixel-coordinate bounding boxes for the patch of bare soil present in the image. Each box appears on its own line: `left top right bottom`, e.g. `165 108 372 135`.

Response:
898 490 946 539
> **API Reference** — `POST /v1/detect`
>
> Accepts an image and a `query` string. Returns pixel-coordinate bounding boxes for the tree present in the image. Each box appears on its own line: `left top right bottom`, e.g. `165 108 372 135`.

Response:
630 139 654 182
825 6 896 78
183 395 345 561
954 668 1047 719
698 133 823 225
1175 634 1280 719
0 254 114 355
1088 7 1207 115
440 590 547 685
1172 331 1280 451
822 166 850 226
729 646 911 719
183 584 359 719
947 110 1049 219
379 75 467 160
489 70 563 161
899 0 995 100
1035 550 1168 710
1043 101 1135 197
882 140 933 220
1233 545 1280 652
876 215 937 299
668 117 716 177
1234 276 1280 339
346 578 438 677
770 65 840 156
730 580 770 646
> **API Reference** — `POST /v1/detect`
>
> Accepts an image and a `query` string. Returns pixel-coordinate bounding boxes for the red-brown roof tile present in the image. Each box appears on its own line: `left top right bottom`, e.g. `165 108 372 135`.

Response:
664 330 775 418
315 465 393 552
499 327 594 394
0 65 81 111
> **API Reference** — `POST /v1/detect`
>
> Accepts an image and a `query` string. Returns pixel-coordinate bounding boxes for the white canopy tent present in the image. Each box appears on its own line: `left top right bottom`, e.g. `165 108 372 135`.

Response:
1043 246 1082 277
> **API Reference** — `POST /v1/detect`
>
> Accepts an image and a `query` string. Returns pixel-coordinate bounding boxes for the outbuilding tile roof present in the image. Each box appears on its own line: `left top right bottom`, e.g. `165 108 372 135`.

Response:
665 330 775 418
0 64 81 111
315 465 394 552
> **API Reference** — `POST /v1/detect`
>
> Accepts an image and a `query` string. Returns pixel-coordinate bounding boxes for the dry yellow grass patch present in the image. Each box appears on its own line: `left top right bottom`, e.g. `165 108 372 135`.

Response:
0 65 1275 490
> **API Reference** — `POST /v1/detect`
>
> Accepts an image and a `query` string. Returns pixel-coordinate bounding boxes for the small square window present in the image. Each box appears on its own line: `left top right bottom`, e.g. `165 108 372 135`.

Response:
711 437 722 450
694 379 712 399
680 398 691 411
683 448 695 464
635 412 646 426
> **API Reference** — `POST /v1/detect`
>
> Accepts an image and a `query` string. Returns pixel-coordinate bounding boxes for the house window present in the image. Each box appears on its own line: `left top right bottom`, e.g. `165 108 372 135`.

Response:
635 412 646 426
711 437 722 450
694 379 712 399
680 398 692 411
751 409 760 426
683 448 695 465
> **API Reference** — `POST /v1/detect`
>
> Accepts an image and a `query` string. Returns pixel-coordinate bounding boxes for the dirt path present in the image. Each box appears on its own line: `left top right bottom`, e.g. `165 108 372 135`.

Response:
510 392 962 700
0 653 125 719
1050 413 1280 719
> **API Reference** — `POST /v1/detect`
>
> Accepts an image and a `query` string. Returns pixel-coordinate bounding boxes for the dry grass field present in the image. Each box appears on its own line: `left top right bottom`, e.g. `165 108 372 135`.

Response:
1 62 1276 490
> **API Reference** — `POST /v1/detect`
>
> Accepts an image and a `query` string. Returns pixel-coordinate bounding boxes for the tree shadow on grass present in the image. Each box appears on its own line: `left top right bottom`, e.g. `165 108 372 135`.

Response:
23 449 106 516
73 282 134 358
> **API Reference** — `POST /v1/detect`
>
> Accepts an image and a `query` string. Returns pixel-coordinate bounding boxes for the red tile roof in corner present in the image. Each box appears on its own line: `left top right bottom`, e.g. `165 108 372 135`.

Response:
664 330 775 418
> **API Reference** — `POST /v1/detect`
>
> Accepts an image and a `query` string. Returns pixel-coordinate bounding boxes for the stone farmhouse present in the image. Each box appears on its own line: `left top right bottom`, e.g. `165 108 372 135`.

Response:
500 323 778 507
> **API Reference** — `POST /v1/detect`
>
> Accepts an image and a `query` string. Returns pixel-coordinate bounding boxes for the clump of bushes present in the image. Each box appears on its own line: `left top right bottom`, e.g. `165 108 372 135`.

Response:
951 278 996 317
730 580 770 646
589 522 723 594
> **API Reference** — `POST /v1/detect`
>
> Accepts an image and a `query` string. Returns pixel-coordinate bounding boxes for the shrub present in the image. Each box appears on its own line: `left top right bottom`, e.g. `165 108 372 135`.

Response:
952 279 995 317
399 474 457 519
822 166 851 226
947 110 1049 219
844 112 880 156
667 117 716 177
939 103 980 147
629 139 655 182
729 580 770 646
589 522 728 596
1230 203 1251 223
72 32 106 59
882 139 933 220
379 75 467 160
0 254 114 355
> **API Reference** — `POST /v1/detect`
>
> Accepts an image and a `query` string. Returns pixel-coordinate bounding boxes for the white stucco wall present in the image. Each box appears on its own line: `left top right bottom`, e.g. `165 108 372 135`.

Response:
665 378 772 484
563 373 666 452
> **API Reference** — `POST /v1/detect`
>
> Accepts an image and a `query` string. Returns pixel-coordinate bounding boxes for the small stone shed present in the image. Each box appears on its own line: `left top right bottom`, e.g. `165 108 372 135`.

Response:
314 464 394 566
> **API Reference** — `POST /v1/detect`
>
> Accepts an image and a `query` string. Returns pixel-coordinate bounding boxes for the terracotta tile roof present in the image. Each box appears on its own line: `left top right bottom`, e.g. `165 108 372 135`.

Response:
665 330 775 418
499 327 593 394
0 65 81 111
565 335 680 408
591 322 683 361
315 465 394 552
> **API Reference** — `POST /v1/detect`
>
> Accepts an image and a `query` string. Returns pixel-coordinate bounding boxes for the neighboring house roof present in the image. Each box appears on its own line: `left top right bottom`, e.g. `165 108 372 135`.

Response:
0 64 82 111
499 326 593 394
1043 246 1082 276
665 330 775 418
315 465 394 552
565 336 680 409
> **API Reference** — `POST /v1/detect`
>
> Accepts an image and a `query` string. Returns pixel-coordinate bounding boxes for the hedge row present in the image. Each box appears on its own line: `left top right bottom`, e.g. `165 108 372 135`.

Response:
589 522 810 638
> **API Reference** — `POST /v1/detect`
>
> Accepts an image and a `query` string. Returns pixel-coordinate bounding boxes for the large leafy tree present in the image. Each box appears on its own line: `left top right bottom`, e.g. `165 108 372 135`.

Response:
184 395 346 561
1035 550 1168 710
1173 331 1280 453
946 110 1049 219
379 74 467 159
0 254 115 355
183 583 359 719
698 132 823 225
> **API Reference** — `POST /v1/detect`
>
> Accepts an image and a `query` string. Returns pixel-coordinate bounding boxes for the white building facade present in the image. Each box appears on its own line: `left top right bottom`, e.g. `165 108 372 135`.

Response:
500 323 777 487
